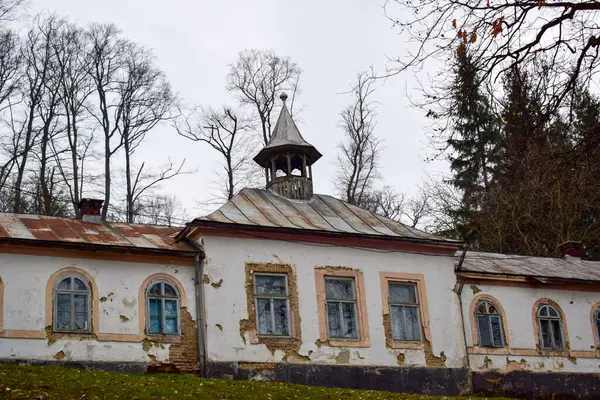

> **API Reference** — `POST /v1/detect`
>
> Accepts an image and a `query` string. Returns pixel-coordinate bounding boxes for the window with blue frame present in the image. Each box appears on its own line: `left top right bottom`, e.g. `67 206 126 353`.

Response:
147 281 179 335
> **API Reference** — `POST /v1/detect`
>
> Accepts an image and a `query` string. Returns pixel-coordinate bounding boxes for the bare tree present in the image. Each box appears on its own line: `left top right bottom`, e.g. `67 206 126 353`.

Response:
126 158 187 223
114 43 178 223
50 22 95 217
12 15 62 213
139 194 188 226
85 23 125 221
336 71 382 207
0 0 25 24
227 49 302 145
384 0 600 116
177 106 257 201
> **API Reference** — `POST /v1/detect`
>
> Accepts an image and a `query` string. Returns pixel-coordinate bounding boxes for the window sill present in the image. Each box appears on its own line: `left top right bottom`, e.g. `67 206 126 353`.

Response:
389 341 423 350
146 335 181 344
327 338 371 348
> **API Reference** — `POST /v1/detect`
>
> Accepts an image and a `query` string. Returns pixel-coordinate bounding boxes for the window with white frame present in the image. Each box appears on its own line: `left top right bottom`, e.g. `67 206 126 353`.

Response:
147 281 180 335
537 304 564 350
388 282 421 341
475 300 505 347
254 274 290 336
325 277 359 339
54 275 91 333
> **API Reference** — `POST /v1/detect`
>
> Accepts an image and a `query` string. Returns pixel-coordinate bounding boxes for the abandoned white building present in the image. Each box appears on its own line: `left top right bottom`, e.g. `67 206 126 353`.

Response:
1 94 600 399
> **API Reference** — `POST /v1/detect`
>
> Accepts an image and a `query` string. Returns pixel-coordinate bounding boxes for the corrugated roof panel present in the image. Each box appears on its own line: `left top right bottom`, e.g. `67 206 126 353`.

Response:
242 188 298 229
230 192 278 227
460 251 600 281
256 190 322 230
0 213 195 252
193 188 459 244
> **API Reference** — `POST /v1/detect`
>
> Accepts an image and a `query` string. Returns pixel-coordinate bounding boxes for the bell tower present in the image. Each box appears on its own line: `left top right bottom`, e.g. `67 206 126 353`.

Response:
253 93 322 200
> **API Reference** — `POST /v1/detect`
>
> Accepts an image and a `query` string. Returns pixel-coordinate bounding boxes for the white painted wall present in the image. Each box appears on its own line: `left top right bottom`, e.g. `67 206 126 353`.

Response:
0 252 194 363
200 235 466 368
461 283 600 373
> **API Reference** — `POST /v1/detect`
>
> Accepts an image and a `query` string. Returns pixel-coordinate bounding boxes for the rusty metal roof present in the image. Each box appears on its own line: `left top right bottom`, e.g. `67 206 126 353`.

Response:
192 188 460 244
459 251 600 282
0 213 196 253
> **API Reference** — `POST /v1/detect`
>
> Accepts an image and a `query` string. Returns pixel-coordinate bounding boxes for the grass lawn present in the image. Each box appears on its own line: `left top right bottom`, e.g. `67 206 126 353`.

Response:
0 364 515 400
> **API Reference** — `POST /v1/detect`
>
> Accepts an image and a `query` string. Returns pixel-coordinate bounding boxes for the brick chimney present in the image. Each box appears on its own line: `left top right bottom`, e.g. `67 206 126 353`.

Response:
78 198 103 223
558 241 582 259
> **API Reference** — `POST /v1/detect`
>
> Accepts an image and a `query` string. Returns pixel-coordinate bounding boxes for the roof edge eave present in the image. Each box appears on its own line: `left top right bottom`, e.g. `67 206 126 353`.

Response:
457 270 600 286
0 237 203 259
185 219 463 249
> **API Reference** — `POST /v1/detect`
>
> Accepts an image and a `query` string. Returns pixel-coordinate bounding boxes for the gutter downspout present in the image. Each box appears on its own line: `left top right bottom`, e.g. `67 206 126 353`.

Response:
454 246 470 370
194 251 207 377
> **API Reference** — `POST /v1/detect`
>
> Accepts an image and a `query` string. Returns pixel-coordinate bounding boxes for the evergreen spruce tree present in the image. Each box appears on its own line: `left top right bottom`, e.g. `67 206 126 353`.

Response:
445 46 500 243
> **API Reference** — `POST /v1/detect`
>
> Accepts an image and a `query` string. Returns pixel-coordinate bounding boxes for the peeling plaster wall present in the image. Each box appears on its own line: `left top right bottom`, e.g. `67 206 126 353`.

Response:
201 235 465 368
461 284 600 373
0 253 195 366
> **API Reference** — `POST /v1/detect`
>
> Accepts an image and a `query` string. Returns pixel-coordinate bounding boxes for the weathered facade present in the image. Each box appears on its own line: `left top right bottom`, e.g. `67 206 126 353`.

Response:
1 95 600 399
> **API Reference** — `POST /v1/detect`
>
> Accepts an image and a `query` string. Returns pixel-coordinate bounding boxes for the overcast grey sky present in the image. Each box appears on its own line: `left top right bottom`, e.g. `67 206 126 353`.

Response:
29 0 448 217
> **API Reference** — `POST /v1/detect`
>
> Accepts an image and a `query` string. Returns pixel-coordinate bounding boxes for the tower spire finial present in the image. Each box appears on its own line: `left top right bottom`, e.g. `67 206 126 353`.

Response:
280 92 288 103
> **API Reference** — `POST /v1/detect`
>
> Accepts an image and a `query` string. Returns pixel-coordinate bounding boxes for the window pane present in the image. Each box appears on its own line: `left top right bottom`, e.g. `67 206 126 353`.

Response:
551 320 563 348
327 302 342 338
74 295 87 313
149 315 161 333
341 302 358 339
540 319 552 348
74 312 87 330
149 283 161 296
273 299 289 336
539 306 548 317
476 302 487 314
596 320 600 342
163 283 177 297
389 283 416 304
490 316 503 347
149 299 161 316
487 303 498 315
404 306 421 341
256 298 273 335
325 279 354 300
57 278 70 290
56 311 70 330
478 315 493 347
255 275 287 295
548 307 559 318
57 294 71 312
165 317 177 334
164 300 177 317
391 306 404 340
73 278 87 291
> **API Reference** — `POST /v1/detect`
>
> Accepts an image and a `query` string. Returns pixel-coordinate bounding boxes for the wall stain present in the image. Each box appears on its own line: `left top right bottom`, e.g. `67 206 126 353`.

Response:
53 350 65 360
397 353 405 366
99 296 107 303
335 349 350 364
203 275 210 284
119 315 129 322
470 285 481 295
211 279 224 289
122 297 137 308
215 324 223 332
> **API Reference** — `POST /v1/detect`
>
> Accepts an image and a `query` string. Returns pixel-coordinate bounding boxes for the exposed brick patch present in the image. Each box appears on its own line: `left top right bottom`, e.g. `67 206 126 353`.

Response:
53 351 65 360
211 279 223 289
241 263 302 359
146 308 198 373
423 338 446 368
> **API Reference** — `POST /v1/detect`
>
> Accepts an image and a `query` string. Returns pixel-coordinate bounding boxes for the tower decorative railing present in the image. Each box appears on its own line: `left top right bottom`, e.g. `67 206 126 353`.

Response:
267 176 313 200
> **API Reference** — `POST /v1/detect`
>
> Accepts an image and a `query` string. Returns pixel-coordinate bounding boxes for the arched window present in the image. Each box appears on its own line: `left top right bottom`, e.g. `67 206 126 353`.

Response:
475 300 505 347
54 275 91 332
147 281 179 335
537 304 564 350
